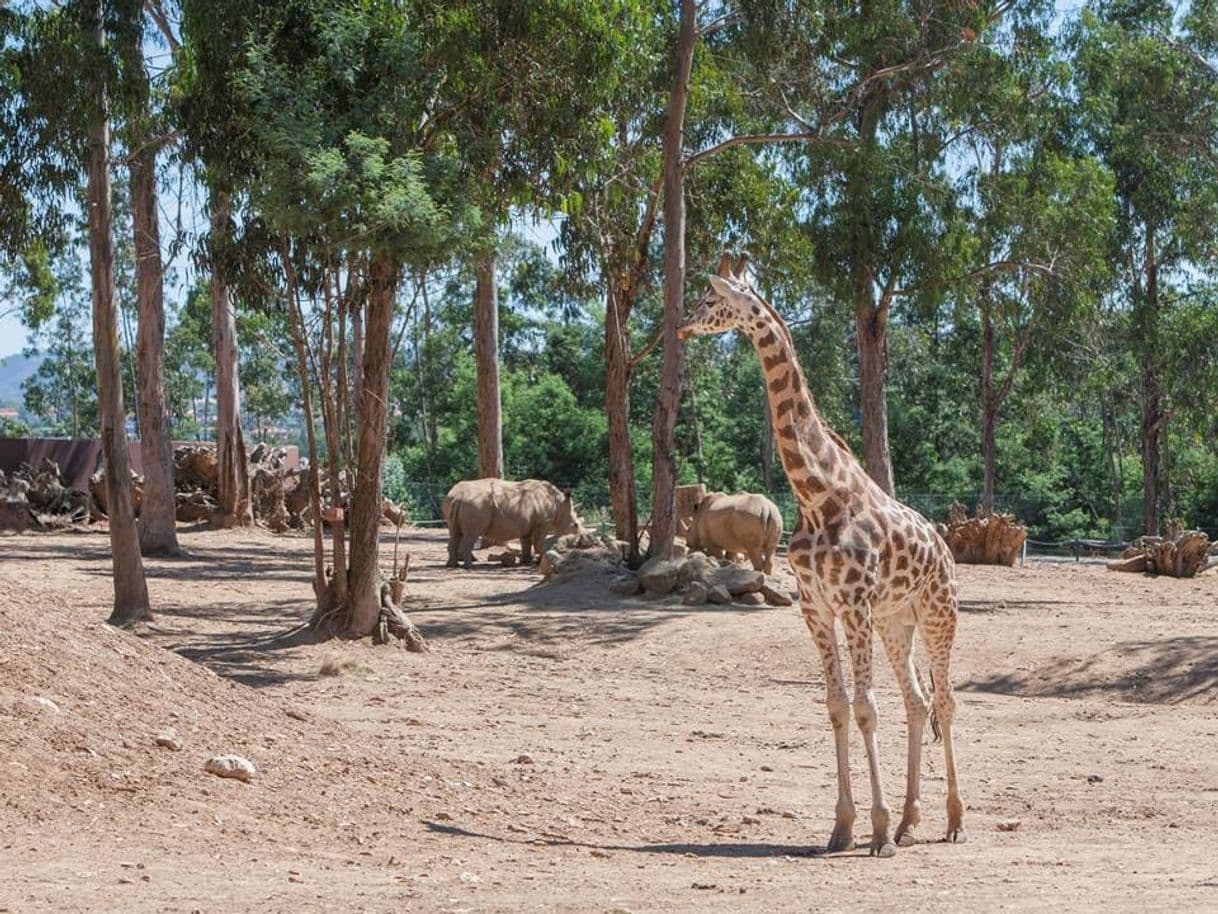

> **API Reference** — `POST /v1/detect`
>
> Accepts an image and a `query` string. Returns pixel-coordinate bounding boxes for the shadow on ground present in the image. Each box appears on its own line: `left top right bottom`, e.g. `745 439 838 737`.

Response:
961 635 1218 704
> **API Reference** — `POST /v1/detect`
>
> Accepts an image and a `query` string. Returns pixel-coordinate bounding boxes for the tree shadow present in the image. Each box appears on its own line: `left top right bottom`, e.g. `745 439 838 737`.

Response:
961 635 1218 704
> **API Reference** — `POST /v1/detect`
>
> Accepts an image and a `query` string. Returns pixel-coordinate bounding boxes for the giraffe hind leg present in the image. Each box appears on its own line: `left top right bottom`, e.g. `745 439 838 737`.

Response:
919 592 966 844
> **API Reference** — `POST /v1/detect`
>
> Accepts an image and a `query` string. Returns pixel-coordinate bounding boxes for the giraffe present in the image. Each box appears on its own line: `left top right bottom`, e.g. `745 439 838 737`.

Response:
677 255 965 857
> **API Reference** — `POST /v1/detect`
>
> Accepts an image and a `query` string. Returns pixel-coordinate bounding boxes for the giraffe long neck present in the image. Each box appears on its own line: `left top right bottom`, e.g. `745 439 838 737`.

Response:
744 303 849 510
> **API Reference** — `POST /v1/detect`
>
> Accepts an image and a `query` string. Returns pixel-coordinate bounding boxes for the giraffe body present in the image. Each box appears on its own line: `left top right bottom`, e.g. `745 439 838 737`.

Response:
679 257 966 856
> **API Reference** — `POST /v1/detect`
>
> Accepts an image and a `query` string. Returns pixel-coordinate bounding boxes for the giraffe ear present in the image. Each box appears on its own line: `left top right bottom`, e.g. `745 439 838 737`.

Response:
708 275 736 298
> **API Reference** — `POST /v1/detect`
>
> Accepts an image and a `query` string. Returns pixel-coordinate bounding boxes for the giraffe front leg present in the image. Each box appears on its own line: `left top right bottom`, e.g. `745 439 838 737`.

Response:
801 607 855 853
843 603 896 858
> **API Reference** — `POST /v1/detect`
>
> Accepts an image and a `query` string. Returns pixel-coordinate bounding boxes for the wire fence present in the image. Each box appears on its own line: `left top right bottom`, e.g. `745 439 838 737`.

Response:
390 478 1217 557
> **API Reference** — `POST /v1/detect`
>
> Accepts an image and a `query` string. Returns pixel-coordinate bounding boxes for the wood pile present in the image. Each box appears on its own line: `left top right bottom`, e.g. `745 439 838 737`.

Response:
940 502 1027 567
0 459 91 531
1107 523 1211 577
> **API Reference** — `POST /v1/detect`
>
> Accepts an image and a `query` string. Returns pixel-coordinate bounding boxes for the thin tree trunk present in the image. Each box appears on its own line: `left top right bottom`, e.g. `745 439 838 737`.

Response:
761 397 775 492
649 0 697 560
1139 225 1163 536
86 0 151 626
345 253 399 636
605 284 639 561
473 251 503 478
209 192 252 526
283 244 328 605
129 112 179 555
980 304 997 515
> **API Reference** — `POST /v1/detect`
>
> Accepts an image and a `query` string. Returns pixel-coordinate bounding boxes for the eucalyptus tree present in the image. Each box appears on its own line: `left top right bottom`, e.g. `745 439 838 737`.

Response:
4 1 151 624
946 12 1114 513
214 0 463 638
114 0 179 554
418 1 646 481
1073 1 1218 535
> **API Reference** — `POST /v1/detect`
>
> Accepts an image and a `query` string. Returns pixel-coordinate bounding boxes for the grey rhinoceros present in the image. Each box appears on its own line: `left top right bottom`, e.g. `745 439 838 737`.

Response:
442 478 582 568
686 491 783 575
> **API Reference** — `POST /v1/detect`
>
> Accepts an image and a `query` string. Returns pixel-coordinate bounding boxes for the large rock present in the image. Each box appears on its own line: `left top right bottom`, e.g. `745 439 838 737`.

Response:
679 551 719 587
761 581 794 607
704 566 764 596
682 581 709 605
707 584 733 604
204 755 256 782
638 557 684 595
609 575 641 596
736 591 767 606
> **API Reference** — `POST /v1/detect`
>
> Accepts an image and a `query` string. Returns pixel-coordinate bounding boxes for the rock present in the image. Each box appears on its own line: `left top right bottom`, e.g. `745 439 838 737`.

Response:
760 581 794 607
705 566 764 596
736 591 766 606
28 696 61 715
155 728 182 751
671 541 689 559
682 581 709 605
707 584 733 604
204 755 256 782
512 754 534 765
489 551 518 567
1086 773 1104 785
679 551 719 586
609 575 641 596
539 550 563 579
996 818 1021 832
638 557 684 595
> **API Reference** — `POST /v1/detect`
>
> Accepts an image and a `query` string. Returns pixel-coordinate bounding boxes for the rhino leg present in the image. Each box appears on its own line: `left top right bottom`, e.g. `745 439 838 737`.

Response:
749 549 765 573
446 531 461 568
459 532 479 569
762 553 773 575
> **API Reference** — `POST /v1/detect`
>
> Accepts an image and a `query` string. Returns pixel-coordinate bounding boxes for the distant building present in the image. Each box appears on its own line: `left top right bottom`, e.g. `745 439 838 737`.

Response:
0 407 19 421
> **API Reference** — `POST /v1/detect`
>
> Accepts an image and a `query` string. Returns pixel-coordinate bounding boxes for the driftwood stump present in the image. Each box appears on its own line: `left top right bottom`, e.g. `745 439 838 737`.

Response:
1108 526 1211 577
941 502 1027 566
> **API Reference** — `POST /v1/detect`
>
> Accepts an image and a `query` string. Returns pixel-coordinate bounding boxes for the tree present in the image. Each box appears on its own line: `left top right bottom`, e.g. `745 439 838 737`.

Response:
84 0 151 624
649 0 698 560
117 0 179 554
1073 1 1218 534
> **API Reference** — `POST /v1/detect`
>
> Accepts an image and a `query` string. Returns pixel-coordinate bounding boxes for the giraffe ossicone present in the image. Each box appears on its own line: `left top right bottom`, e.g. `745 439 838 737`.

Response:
679 255 966 857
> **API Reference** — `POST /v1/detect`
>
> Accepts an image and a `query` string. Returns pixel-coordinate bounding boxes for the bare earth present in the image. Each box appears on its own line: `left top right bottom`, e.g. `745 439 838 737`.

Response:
1 526 1216 913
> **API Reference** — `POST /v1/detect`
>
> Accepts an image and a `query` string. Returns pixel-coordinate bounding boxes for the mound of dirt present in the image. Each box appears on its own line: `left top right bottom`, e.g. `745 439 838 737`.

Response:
0 575 450 844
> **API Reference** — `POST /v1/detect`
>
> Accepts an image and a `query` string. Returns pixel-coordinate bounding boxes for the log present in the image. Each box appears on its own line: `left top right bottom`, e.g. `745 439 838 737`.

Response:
1108 529 1211 577
942 503 1027 566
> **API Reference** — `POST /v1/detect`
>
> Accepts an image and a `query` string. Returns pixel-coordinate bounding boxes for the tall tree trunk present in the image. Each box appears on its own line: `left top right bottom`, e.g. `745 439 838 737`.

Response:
129 117 179 556
1139 225 1164 536
345 253 399 636
86 0 150 626
649 0 697 560
473 252 503 478
605 284 639 562
848 89 895 495
209 192 252 526
980 303 997 515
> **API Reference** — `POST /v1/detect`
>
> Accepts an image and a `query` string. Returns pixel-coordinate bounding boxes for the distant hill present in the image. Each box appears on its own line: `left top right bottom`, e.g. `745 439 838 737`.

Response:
0 352 38 406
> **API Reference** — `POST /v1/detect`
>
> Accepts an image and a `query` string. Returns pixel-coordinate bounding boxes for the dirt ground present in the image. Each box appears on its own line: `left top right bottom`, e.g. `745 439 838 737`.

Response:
1 525 1216 913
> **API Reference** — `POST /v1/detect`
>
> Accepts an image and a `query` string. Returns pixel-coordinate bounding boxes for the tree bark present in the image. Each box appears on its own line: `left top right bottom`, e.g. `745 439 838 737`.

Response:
129 111 180 556
649 0 697 560
345 253 400 636
1139 224 1164 537
848 88 895 495
209 192 253 526
86 0 151 626
473 251 503 478
980 304 997 515
605 284 639 561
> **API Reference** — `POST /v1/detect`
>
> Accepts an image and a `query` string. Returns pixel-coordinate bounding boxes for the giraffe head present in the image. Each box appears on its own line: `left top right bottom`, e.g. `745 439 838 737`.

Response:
678 252 756 341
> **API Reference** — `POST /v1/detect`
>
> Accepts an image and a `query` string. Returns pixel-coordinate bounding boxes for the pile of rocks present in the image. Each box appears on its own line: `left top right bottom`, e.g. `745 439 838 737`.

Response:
538 532 795 608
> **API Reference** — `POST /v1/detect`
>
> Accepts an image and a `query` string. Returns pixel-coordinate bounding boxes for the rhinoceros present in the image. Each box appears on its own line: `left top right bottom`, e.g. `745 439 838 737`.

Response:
443 478 582 568
686 491 783 575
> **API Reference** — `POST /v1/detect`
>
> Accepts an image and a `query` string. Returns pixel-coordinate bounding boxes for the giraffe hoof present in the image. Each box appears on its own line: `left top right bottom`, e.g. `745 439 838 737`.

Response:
947 825 968 844
895 829 917 848
825 825 855 854
870 839 898 858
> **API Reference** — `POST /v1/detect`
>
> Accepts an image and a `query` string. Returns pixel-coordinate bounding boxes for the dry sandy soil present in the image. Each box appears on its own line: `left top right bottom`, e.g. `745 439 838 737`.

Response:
1 525 1216 913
